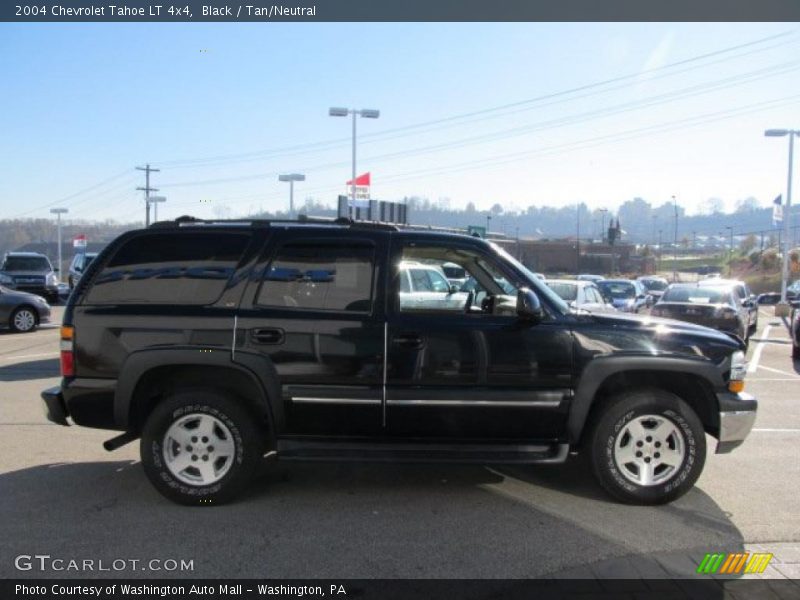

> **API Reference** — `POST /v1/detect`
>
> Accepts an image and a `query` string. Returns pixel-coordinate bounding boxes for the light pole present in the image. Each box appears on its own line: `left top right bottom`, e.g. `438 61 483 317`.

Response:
599 208 608 243
278 174 305 217
486 214 492 233
329 107 380 206
725 226 734 276
658 229 663 275
765 128 799 311
672 195 679 282
149 195 166 222
50 208 68 281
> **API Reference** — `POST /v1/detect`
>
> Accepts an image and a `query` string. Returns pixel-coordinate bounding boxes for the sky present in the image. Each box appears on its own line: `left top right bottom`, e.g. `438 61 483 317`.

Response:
1 22 799 224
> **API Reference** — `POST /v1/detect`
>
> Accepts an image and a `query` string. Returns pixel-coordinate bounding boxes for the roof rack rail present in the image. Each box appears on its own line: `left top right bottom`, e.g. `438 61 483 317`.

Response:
147 215 401 231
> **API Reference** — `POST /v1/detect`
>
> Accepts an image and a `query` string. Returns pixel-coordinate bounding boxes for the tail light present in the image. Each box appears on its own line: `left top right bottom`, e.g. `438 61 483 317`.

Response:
60 325 74 377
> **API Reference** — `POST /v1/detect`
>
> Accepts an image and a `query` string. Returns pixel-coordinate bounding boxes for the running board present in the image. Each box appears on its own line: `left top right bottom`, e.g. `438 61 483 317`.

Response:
276 440 570 464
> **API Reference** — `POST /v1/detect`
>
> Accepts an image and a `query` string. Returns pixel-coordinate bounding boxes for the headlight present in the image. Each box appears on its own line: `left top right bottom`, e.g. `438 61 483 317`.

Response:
0 274 12 285
729 350 747 393
47 273 58 285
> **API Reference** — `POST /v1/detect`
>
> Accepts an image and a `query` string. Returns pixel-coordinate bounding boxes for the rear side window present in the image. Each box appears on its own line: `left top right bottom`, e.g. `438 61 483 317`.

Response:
257 243 374 313
86 232 249 305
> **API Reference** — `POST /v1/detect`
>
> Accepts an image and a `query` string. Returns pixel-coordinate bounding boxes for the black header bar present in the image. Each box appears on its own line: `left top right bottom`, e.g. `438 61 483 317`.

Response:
3 0 800 22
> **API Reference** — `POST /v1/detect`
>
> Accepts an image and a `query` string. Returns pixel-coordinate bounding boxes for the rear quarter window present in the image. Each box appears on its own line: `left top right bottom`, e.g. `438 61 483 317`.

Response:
85 232 250 305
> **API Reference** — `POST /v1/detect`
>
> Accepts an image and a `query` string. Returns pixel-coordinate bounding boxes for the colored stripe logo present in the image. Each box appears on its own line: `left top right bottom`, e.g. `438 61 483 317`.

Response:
696 552 773 574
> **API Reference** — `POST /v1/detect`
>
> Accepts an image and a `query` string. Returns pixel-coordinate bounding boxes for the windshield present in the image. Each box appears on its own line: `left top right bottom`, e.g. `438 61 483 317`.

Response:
489 242 570 314
546 282 578 301
640 279 667 291
597 281 636 299
2 256 51 271
662 286 732 304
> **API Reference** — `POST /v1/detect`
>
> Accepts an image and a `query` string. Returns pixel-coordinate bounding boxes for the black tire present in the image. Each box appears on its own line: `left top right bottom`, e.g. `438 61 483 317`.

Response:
588 388 706 505
140 389 267 505
792 344 800 360
9 306 38 333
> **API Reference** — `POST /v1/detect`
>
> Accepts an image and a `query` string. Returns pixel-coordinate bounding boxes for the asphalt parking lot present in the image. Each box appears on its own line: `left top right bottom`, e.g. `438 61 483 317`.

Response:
1 306 798 580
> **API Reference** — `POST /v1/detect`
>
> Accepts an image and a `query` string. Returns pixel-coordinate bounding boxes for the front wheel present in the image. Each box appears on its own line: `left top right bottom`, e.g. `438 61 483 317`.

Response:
10 307 38 333
588 388 706 505
140 390 266 505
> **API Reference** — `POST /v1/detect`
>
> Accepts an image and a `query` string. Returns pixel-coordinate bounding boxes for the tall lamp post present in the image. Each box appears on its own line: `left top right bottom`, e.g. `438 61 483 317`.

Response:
329 107 380 206
599 208 608 243
725 226 734 276
672 195 679 282
50 208 68 281
486 214 492 233
278 173 305 217
765 128 799 314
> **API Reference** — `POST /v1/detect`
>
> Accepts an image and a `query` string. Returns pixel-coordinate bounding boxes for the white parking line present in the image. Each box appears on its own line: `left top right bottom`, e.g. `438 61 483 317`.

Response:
752 428 800 433
748 324 771 373
758 365 799 377
1 352 60 361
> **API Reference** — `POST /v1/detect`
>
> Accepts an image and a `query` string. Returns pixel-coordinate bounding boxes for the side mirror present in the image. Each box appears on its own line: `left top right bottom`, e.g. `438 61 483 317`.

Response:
517 288 544 321
448 284 459 295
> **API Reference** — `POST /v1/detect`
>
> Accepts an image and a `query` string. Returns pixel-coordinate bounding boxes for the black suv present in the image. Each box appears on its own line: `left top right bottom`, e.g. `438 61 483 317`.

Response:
42 217 757 506
1 252 60 303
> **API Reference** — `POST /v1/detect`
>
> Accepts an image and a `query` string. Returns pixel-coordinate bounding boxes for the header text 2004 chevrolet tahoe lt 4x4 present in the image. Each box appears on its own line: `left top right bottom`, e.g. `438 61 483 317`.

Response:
42 217 756 505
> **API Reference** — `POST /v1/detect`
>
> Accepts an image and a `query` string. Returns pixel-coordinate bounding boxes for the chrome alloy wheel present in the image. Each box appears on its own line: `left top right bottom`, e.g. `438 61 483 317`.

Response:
613 414 685 486
163 413 236 486
13 309 36 332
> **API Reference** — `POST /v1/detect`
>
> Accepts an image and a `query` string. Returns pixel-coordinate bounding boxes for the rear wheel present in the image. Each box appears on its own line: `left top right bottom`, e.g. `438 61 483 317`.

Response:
588 388 706 505
140 389 267 505
792 344 800 360
10 307 37 333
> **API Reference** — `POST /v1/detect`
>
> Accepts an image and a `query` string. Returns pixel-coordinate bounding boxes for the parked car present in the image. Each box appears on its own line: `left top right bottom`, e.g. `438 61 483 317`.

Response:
596 279 649 313
576 274 605 283
696 278 758 336
0 252 60 303
399 261 471 312
545 279 617 313
1 285 51 333
792 303 800 359
68 252 98 290
651 283 750 344
42 216 756 506
637 276 669 303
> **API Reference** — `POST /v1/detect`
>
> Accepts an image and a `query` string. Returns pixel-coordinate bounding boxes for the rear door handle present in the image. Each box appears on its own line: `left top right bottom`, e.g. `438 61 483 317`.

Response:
251 328 284 345
392 333 424 350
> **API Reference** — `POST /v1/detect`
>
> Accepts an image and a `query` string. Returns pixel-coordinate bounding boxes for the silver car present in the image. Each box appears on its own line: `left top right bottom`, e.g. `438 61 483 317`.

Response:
545 279 617 313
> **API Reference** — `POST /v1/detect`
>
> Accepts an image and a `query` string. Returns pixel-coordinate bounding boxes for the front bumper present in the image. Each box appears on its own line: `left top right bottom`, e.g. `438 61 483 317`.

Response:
716 391 757 453
41 386 69 426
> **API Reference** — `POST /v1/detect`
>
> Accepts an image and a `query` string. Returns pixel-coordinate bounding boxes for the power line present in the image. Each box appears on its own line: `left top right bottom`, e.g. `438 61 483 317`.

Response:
154 30 797 170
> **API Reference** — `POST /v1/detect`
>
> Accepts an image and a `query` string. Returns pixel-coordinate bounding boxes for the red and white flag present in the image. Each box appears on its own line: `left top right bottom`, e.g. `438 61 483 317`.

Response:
73 234 87 249
346 172 371 206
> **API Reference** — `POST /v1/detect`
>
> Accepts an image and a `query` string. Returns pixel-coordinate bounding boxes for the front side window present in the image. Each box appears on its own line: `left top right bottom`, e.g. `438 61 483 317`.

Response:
257 243 374 313
396 244 519 315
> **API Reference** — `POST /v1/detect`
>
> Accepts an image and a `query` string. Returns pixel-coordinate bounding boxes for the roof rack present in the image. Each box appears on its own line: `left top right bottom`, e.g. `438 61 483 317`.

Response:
147 215 400 231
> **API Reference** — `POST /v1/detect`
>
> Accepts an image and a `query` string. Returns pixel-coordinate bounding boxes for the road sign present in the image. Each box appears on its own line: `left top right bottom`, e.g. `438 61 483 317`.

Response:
467 225 486 238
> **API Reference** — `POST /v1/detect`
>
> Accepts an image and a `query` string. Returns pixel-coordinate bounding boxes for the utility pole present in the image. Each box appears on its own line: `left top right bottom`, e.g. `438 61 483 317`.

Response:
658 229 663 275
136 164 160 227
692 230 697 250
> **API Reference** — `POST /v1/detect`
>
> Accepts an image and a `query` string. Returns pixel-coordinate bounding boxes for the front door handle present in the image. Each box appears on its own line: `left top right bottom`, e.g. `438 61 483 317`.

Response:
251 328 284 345
392 333 424 350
